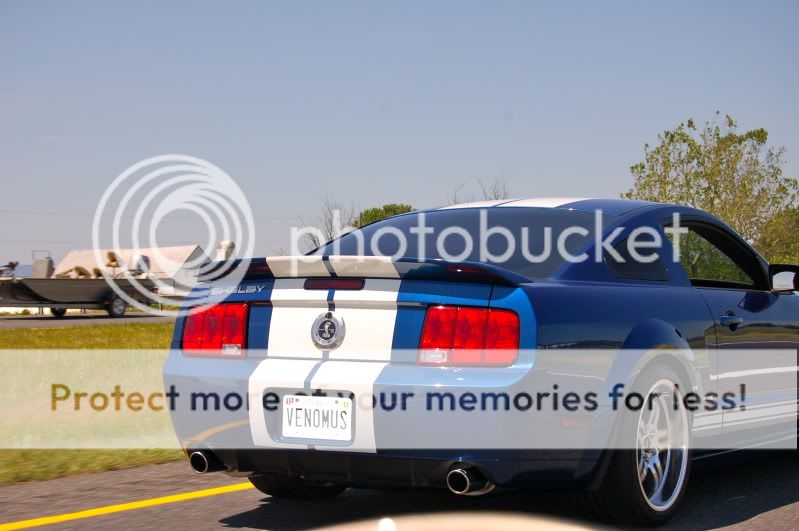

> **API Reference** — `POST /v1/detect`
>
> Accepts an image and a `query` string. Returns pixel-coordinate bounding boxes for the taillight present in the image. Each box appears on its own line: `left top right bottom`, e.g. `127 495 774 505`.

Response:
183 302 249 357
418 305 519 366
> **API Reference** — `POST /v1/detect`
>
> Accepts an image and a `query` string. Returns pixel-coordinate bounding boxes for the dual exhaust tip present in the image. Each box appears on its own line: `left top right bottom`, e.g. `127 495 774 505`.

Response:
445 466 494 496
188 450 227 474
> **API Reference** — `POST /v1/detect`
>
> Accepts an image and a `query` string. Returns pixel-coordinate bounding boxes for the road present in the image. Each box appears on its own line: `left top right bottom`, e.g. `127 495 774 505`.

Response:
0 314 173 330
0 451 796 530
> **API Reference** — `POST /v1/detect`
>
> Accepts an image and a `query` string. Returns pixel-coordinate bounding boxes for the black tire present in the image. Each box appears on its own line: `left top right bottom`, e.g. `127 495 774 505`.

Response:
50 308 67 318
106 295 127 317
249 474 345 500
587 365 692 526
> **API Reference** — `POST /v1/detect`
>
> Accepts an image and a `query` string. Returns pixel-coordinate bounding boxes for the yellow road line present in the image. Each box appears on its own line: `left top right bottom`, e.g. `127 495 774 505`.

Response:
0 482 254 530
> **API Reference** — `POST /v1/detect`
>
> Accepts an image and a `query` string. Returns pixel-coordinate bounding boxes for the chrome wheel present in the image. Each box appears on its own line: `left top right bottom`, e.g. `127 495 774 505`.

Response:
636 379 690 512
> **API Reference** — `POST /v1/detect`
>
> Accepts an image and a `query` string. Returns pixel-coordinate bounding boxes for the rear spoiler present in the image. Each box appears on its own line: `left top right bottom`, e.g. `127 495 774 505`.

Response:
201 256 530 287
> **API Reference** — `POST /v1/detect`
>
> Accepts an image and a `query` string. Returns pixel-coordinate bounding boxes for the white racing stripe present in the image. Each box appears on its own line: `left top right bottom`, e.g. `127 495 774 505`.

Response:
329 279 399 362
265 256 331 277
713 366 799 380
248 278 401 452
693 400 798 431
440 198 591 210
723 400 798 427
265 279 329 359
499 198 589 208
328 255 400 278
439 199 515 210
263 255 405 279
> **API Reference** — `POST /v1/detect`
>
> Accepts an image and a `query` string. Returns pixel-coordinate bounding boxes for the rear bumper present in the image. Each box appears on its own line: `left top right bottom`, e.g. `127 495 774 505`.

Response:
210 448 605 489
164 351 607 488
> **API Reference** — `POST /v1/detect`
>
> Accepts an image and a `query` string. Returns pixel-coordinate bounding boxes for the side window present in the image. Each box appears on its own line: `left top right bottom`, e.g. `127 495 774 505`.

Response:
605 234 669 281
664 224 759 288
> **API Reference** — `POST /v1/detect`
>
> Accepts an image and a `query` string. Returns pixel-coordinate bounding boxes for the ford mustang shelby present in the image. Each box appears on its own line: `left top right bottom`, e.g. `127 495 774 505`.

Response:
165 198 799 525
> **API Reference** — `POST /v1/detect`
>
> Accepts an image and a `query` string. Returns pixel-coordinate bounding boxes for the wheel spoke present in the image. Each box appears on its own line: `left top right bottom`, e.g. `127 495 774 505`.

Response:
649 453 671 504
638 453 647 482
647 399 660 429
656 426 670 448
650 458 663 488
638 424 647 446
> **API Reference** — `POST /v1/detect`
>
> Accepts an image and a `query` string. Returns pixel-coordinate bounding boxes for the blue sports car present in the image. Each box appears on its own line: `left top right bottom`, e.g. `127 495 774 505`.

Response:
165 198 799 525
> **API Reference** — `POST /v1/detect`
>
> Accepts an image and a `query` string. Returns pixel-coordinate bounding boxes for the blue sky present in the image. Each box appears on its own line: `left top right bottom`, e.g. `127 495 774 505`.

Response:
1 0 798 262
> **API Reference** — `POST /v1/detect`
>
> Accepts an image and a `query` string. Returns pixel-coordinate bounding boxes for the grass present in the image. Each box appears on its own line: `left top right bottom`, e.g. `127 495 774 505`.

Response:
0 322 184 484
0 449 184 485
0 322 175 349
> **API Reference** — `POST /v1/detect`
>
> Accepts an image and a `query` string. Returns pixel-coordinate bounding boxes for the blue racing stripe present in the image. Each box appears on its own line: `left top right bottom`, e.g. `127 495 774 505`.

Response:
327 288 335 312
321 255 337 277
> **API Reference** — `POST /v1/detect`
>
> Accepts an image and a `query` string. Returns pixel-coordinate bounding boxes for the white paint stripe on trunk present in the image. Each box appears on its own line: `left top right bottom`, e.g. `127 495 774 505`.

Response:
265 279 400 359
327 279 400 361
266 279 329 358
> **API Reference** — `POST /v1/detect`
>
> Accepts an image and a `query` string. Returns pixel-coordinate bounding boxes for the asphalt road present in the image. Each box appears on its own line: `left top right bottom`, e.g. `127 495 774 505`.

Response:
0 314 174 329
0 451 796 530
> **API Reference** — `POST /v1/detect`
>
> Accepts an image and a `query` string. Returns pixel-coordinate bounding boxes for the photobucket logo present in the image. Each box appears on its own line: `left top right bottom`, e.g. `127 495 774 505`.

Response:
291 210 689 270
92 155 255 317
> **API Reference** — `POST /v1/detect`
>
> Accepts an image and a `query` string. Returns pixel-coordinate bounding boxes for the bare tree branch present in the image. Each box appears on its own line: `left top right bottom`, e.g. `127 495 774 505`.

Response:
298 198 358 253
449 178 511 205
477 177 510 200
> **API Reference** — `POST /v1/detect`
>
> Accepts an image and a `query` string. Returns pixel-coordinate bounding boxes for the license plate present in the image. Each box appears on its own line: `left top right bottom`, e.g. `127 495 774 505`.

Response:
282 395 353 442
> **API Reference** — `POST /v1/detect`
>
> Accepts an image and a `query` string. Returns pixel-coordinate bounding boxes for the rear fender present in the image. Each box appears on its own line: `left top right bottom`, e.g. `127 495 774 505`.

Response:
616 318 701 396
583 320 702 488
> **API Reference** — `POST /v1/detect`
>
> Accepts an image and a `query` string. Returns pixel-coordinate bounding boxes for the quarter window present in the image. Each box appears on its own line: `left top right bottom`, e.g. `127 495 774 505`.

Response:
665 224 760 289
605 234 669 281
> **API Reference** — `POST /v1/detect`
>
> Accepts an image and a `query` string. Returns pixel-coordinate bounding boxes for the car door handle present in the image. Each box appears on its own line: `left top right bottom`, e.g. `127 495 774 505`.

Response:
719 315 744 328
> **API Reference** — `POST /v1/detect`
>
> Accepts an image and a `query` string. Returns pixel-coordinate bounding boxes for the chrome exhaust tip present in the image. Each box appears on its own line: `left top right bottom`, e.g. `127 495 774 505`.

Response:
188 450 226 473
446 466 493 496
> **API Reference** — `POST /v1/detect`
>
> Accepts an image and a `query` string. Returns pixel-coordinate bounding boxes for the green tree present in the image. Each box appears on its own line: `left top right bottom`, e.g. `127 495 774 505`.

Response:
624 113 798 260
354 203 414 227
756 207 799 263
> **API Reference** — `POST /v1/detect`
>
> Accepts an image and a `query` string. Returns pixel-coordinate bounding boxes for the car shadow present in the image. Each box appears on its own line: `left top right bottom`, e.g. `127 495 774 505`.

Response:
662 450 799 530
218 451 798 530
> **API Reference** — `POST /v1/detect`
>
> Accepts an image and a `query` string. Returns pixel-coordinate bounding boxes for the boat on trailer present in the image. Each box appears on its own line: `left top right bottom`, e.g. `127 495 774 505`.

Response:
0 251 158 318
0 276 156 317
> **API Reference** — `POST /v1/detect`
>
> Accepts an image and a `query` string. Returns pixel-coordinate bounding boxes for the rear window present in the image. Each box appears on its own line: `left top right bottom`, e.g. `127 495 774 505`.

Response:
313 208 609 279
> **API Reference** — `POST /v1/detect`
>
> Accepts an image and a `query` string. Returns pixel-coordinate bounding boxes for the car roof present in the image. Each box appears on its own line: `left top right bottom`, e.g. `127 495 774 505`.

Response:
435 197 664 216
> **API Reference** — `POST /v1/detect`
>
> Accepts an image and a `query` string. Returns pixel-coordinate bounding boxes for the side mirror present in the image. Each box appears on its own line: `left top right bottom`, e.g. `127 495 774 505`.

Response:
769 264 799 292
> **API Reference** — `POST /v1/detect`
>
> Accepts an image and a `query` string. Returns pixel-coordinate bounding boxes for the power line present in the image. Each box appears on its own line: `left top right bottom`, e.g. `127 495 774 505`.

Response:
0 209 299 222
